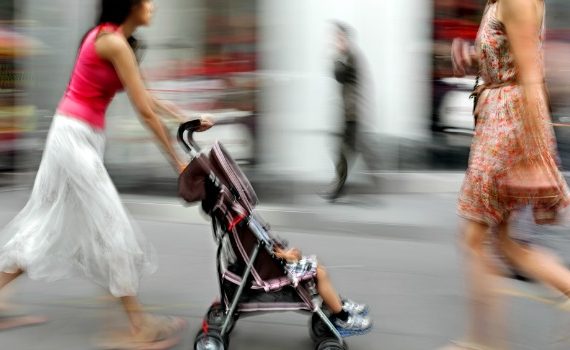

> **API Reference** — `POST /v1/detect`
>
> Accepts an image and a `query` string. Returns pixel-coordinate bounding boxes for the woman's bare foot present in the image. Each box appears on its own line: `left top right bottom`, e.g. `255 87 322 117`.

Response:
0 314 48 331
96 315 187 350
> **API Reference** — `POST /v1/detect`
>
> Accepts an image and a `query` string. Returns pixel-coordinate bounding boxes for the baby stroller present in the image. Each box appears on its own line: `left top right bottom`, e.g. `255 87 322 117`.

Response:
177 120 356 350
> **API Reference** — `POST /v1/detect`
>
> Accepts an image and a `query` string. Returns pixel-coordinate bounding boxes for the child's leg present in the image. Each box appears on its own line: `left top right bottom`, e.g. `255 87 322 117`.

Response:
314 263 372 334
315 265 343 313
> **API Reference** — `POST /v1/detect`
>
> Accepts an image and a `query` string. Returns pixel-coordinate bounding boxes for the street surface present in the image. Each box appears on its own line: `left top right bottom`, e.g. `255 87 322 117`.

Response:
0 190 569 349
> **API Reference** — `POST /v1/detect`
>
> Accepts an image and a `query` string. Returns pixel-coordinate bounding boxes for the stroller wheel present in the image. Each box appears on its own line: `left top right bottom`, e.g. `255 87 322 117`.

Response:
205 303 237 334
315 338 347 350
309 312 334 342
194 328 228 350
206 303 225 327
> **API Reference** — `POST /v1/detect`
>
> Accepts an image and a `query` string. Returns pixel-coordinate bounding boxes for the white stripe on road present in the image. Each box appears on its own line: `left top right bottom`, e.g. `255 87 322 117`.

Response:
326 265 366 269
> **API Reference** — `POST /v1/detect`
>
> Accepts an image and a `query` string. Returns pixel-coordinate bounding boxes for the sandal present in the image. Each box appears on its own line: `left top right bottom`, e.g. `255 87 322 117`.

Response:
96 334 181 350
0 314 47 331
137 315 188 342
96 315 187 350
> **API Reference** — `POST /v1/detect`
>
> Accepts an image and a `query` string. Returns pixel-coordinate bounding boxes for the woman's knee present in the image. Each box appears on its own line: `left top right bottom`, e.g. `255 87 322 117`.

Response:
495 222 510 249
495 221 524 260
461 220 489 255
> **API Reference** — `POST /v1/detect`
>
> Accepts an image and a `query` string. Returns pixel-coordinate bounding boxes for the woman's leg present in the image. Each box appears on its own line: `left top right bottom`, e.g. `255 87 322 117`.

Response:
315 265 343 313
0 269 47 330
0 269 23 289
96 295 185 349
497 221 570 295
119 296 146 333
0 270 24 313
460 219 504 347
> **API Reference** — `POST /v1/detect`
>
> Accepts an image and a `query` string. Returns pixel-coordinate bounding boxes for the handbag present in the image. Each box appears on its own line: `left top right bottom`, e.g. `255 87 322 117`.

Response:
497 86 564 221
500 157 562 224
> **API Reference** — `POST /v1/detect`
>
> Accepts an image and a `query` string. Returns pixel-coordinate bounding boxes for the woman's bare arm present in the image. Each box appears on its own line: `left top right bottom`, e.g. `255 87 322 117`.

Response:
501 0 546 141
95 33 186 173
498 0 547 149
150 97 215 131
500 0 544 84
151 96 185 122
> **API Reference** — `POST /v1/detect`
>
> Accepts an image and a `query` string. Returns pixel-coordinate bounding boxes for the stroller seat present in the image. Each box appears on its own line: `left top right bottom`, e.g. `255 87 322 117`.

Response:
221 268 314 313
222 269 293 292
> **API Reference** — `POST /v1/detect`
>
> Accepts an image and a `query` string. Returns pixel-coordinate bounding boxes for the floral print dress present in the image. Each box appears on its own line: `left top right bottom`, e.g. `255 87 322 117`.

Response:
458 1 570 225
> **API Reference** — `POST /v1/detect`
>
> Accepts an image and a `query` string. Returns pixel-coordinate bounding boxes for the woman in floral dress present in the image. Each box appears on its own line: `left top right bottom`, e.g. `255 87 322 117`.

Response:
445 0 570 348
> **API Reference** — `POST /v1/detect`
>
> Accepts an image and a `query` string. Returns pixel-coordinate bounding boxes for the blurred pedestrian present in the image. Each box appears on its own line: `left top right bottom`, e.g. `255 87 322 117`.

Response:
321 22 380 202
444 0 570 348
0 0 211 348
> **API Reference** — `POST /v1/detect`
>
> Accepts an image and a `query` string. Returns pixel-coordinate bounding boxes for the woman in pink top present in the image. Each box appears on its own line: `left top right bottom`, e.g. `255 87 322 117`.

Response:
0 0 211 348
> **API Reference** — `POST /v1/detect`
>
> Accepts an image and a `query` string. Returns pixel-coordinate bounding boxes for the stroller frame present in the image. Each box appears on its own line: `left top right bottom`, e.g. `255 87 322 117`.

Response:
178 121 345 350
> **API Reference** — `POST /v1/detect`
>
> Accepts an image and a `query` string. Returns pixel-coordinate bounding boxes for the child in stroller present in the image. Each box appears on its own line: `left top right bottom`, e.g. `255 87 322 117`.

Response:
177 120 372 350
273 243 372 334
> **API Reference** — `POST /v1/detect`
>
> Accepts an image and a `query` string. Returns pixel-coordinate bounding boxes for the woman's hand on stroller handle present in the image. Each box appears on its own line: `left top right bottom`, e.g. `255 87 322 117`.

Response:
196 114 214 132
177 115 215 154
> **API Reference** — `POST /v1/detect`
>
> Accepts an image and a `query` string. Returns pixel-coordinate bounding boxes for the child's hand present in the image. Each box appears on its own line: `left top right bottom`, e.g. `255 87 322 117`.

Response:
287 248 302 261
275 247 302 263
282 248 301 263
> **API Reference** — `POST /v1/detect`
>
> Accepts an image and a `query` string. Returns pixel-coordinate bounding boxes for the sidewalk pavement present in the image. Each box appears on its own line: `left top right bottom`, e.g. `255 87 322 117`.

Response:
1 170 569 245
0 170 467 238
0 177 460 241
102 170 570 242
118 171 467 240
122 192 460 241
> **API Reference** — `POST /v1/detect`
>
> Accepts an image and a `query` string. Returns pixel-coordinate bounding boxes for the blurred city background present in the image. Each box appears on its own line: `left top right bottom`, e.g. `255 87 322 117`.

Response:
0 0 568 199
2 1 570 349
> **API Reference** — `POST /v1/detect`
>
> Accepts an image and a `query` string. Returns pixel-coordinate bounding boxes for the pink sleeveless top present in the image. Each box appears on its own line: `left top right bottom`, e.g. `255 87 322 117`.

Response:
57 24 124 130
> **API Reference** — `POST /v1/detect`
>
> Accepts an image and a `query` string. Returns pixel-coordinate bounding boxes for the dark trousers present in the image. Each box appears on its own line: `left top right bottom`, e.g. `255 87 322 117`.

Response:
330 121 379 197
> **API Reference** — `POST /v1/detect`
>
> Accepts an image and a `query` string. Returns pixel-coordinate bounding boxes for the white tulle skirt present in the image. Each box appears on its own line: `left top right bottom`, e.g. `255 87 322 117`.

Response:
0 114 157 297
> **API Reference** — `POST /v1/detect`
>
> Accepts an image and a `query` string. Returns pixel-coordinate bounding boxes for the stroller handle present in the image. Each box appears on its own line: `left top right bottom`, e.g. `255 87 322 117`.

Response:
177 116 245 155
177 119 203 154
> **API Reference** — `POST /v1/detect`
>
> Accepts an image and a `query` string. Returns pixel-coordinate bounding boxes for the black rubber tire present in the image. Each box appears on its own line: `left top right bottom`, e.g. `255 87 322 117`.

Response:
315 338 346 350
309 312 335 342
205 303 237 334
206 303 225 327
194 328 228 350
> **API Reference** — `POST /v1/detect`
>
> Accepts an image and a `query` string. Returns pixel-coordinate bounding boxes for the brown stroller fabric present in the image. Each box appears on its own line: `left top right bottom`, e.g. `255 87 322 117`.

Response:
178 141 289 284
209 141 258 211
228 225 288 282
178 154 209 204
178 141 257 208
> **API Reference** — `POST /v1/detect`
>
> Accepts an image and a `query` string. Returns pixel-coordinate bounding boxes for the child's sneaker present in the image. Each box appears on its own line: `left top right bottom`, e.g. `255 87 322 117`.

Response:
333 314 373 337
342 298 369 316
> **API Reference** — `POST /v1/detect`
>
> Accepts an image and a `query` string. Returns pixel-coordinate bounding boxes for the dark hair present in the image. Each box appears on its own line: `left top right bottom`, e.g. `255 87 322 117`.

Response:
97 0 143 25
334 21 353 39
79 0 145 59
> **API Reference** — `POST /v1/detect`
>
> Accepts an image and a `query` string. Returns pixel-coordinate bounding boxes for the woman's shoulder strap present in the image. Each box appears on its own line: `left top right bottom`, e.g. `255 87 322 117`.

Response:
96 23 120 38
